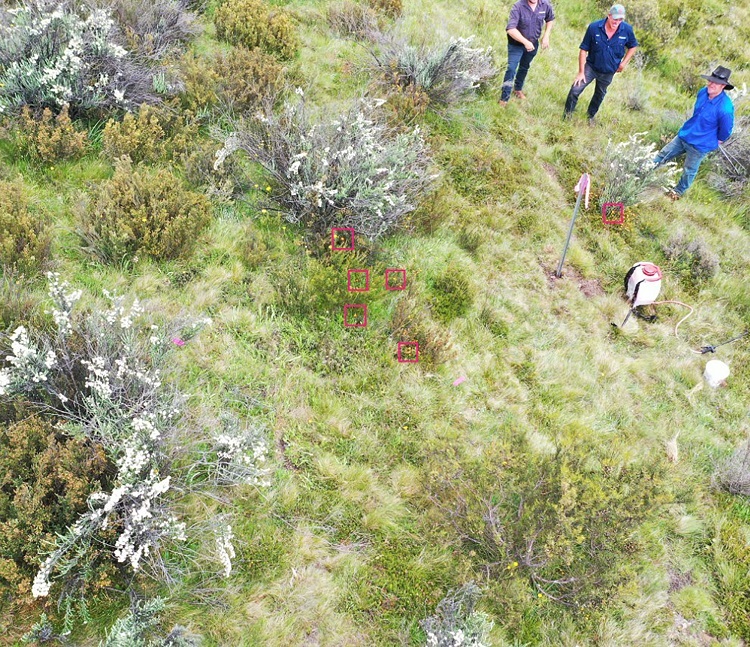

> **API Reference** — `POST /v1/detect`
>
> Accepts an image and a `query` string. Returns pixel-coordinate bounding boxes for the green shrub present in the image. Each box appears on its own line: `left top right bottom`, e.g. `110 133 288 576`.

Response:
0 180 52 275
14 105 88 164
0 271 44 333
389 291 455 367
179 51 220 112
662 232 719 289
215 46 285 113
181 46 285 115
270 251 356 320
101 103 198 164
428 263 474 323
619 0 678 61
214 0 298 60
77 158 211 263
0 410 112 599
425 437 672 607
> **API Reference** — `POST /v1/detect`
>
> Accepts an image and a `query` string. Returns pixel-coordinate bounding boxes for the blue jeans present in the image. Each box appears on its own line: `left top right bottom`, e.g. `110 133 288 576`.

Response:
501 41 538 101
654 136 707 195
563 63 614 118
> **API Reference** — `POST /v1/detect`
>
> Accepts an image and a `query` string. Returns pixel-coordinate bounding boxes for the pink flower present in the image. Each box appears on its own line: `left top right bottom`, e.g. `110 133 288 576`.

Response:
171 338 185 347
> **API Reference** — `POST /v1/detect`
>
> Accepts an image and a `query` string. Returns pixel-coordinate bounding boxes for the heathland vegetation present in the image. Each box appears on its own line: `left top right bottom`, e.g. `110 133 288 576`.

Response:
0 0 749 644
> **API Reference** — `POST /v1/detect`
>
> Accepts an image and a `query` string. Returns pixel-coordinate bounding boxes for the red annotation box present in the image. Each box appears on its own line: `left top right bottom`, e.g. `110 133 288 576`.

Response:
343 304 367 327
385 268 407 291
602 202 624 225
347 269 370 292
331 227 356 251
397 341 419 363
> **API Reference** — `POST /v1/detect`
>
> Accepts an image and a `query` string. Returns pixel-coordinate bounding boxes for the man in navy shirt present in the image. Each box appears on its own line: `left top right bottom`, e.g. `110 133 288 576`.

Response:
654 66 735 200
499 0 555 106
562 4 637 122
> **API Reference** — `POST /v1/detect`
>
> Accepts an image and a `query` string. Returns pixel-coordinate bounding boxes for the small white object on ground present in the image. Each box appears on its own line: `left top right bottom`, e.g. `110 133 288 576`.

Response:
704 359 730 388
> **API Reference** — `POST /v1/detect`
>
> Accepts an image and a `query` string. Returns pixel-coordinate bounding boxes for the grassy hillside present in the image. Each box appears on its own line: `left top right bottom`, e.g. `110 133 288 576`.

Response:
0 0 749 645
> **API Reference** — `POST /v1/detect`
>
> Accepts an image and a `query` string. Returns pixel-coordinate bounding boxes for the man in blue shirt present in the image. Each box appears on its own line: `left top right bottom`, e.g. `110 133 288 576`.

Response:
499 0 555 106
654 66 735 200
562 4 637 122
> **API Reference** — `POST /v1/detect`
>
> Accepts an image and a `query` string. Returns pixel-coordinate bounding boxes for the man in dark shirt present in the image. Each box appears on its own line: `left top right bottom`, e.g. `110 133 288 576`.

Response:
499 0 555 106
562 4 637 122
654 66 735 200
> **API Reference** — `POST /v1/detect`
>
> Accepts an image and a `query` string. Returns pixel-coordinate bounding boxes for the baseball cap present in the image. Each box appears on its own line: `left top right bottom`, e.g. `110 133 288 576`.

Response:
609 4 626 19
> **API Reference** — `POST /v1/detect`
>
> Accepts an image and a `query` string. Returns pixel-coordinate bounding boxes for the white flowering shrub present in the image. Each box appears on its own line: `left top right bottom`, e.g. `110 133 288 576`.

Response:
599 133 680 207
216 95 436 239
368 34 496 108
0 273 270 605
0 0 165 114
420 582 494 647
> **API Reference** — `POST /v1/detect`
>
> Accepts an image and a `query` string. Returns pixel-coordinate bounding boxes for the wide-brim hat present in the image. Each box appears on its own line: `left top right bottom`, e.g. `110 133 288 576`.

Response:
701 66 734 90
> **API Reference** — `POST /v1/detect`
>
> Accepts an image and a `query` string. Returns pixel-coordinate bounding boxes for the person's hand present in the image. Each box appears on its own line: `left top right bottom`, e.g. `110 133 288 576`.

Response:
541 36 550 50
616 61 629 73
524 40 535 52
573 72 586 86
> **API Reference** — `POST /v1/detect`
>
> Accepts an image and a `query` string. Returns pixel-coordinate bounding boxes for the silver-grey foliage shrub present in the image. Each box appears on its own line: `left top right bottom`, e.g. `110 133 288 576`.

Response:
662 231 719 284
216 94 436 239
109 0 201 61
715 440 750 497
368 34 496 108
0 274 270 604
0 0 187 114
100 597 200 647
327 0 380 41
710 115 750 198
420 582 494 647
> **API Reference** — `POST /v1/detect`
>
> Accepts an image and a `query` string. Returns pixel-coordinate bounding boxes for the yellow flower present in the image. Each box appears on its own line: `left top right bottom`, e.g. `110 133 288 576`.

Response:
261 209 267 214
265 186 271 192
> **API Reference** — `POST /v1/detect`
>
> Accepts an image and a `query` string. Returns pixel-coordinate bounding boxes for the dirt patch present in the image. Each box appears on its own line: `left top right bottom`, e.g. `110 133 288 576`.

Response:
542 162 558 183
275 431 300 471
540 258 605 298
668 568 693 593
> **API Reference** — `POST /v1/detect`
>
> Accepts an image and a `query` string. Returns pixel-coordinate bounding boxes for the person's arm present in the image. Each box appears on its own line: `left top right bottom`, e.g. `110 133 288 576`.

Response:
507 27 535 52
718 105 735 144
541 19 555 50
616 46 637 73
574 49 588 85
